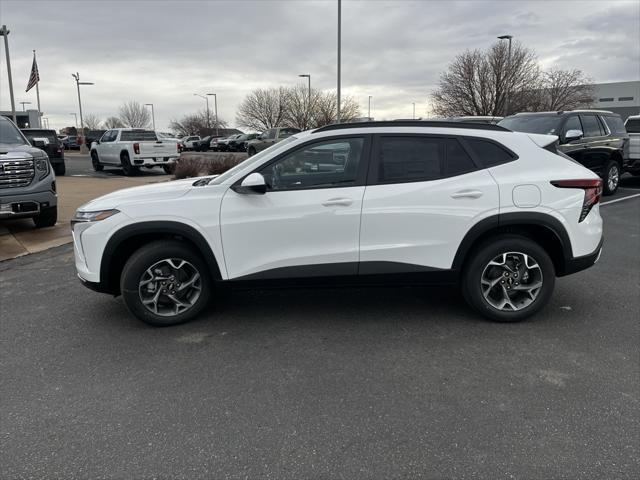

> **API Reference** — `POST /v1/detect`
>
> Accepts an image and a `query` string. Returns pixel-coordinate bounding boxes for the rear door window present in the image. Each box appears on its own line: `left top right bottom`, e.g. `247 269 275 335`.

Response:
464 138 515 167
563 116 582 136
603 116 627 134
579 115 603 137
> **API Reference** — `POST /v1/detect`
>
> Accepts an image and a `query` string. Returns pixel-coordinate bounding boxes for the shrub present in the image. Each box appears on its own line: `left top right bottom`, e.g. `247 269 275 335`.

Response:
173 153 247 180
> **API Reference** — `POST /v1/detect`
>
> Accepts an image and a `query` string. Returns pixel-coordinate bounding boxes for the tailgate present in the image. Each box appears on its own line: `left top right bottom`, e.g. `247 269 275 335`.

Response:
137 141 178 157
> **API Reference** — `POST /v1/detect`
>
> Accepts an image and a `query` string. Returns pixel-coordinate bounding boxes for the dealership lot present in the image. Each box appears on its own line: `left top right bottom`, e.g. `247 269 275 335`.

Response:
0 193 638 478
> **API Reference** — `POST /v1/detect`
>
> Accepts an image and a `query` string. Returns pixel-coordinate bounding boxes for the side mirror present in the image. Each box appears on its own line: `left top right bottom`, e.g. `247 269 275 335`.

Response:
232 172 267 195
95 140 101 145
32 138 47 148
564 129 583 142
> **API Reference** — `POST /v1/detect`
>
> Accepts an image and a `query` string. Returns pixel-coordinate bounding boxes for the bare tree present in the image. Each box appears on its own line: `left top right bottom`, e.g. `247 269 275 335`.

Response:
118 100 151 128
312 91 360 127
236 87 289 131
283 84 321 130
104 116 125 129
83 113 102 130
169 110 227 137
538 69 595 111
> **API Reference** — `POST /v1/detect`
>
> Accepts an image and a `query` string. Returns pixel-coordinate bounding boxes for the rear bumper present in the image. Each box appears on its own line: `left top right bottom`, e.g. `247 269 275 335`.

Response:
132 156 178 166
559 237 603 276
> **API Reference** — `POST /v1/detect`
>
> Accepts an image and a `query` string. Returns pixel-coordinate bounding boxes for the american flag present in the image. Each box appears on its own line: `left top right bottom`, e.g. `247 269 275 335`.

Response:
26 55 39 92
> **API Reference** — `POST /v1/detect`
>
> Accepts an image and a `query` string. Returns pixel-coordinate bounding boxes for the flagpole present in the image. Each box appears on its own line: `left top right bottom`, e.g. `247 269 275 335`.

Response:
33 50 41 124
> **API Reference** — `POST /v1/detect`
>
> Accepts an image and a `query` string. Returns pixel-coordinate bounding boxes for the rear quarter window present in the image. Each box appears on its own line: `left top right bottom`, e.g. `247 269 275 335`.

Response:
464 138 516 167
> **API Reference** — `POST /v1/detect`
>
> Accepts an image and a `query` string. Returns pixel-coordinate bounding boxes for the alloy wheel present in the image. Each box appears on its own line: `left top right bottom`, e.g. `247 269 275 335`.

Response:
138 258 202 316
480 252 543 311
608 164 619 192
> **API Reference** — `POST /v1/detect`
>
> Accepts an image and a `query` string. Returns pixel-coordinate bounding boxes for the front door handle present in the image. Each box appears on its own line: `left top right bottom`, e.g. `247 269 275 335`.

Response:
322 197 353 207
451 190 483 199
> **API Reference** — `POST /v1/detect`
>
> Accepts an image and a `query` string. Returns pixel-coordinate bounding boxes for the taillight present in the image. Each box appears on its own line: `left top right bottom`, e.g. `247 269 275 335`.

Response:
133 143 140 154
551 179 603 222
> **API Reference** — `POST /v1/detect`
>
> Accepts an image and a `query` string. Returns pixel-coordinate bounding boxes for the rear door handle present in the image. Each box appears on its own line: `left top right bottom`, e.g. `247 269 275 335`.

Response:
322 197 353 207
451 190 483 199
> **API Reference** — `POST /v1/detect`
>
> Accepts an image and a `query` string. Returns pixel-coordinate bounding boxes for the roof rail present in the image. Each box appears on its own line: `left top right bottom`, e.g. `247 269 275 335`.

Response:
312 120 510 133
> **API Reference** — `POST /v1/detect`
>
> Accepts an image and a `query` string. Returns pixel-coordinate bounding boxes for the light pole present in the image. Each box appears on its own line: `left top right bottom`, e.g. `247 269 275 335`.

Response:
368 95 372 120
194 93 210 130
145 103 156 130
337 0 341 123
20 101 32 111
0 25 17 123
412 102 416 120
71 72 94 151
69 113 78 129
298 74 311 127
206 93 218 136
498 34 513 116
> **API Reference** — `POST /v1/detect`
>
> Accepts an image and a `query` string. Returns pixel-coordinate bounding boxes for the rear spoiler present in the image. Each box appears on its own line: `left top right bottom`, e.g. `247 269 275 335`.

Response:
528 133 559 148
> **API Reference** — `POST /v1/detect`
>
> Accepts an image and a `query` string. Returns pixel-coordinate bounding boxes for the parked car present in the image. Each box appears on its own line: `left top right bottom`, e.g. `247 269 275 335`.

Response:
1 116 58 227
90 128 180 176
246 127 301 156
216 134 243 152
180 135 201 151
499 110 629 195
59 134 78 150
21 128 66 175
228 133 260 152
453 116 504 124
73 120 603 326
624 115 640 176
85 130 106 150
193 135 223 152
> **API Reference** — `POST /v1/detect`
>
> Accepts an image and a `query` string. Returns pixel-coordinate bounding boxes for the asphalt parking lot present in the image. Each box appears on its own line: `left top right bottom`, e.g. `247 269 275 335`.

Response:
1 185 638 478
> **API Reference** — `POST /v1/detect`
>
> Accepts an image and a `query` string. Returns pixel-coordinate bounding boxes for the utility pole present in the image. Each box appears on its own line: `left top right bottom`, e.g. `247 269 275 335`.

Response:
207 93 218 136
368 95 372 120
298 74 311 127
1 25 17 123
498 35 513 116
72 72 94 152
194 93 210 129
145 103 156 130
336 0 341 123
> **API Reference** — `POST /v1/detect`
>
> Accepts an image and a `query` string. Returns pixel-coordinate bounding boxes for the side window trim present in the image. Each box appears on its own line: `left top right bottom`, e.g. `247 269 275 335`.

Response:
597 116 610 136
238 134 372 192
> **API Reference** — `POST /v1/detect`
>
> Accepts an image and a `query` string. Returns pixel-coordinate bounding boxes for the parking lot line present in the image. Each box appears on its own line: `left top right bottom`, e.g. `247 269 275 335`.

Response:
601 192 640 206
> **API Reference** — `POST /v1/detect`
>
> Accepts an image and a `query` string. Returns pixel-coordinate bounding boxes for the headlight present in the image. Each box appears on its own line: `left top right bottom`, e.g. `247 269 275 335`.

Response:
71 209 120 228
34 155 50 180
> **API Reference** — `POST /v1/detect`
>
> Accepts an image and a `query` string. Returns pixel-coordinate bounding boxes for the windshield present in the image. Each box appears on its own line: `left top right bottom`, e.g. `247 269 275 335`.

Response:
211 135 299 185
499 115 561 135
0 117 28 146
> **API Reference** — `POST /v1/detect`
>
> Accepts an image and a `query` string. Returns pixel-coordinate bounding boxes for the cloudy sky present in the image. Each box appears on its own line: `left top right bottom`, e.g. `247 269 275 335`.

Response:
1 0 638 132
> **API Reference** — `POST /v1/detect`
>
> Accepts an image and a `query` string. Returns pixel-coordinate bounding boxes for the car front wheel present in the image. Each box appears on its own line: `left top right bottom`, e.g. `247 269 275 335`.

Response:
462 235 555 322
120 241 212 326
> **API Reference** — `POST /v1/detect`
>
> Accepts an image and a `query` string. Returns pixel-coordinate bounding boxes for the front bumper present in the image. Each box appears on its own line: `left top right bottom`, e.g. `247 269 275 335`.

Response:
560 237 604 276
0 188 57 218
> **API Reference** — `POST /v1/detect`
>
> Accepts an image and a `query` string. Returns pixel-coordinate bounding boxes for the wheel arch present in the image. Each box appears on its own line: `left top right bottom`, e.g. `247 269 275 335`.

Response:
452 212 573 276
100 221 223 295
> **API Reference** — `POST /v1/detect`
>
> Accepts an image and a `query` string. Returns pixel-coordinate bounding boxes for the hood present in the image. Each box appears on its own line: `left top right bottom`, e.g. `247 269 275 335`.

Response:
79 177 197 211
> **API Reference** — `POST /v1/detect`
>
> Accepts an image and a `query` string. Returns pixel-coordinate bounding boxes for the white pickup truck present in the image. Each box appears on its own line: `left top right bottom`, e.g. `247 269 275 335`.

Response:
90 129 180 176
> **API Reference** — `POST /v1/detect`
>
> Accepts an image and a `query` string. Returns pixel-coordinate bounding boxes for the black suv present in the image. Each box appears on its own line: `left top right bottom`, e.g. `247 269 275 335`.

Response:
21 128 66 175
499 110 629 195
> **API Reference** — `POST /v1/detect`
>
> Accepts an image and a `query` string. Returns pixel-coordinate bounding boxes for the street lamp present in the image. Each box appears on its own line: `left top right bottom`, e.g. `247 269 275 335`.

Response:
206 93 218 136
20 101 32 111
194 93 211 130
69 113 78 128
145 103 156 130
1 25 17 123
498 34 513 116
71 72 94 151
298 73 311 106
412 102 416 120
337 0 342 123
368 95 372 120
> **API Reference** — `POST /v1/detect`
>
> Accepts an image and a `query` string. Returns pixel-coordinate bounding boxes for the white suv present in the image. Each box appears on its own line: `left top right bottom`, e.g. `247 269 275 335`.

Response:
72 121 604 326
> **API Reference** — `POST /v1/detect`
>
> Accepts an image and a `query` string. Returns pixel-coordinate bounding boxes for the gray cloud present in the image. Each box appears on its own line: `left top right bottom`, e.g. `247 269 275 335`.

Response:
0 0 638 131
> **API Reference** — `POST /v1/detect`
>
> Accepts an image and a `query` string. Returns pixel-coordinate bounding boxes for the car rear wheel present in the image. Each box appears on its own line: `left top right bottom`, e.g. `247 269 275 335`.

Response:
120 241 212 326
247 146 257 157
603 159 621 196
33 206 57 228
121 152 139 176
91 151 103 171
462 235 555 322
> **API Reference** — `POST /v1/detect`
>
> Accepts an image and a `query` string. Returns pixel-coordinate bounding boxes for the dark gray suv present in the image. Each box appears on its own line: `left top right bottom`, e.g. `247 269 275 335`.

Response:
499 110 629 195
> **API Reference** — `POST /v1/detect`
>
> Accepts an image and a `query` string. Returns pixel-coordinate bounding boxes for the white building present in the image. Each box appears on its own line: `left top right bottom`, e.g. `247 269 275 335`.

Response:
590 81 640 120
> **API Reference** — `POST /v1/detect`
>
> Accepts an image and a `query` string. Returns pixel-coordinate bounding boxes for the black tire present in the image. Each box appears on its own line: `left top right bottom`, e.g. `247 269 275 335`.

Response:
54 163 66 176
91 151 103 171
33 206 58 228
163 164 175 175
461 235 555 322
247 146 257 157
121 152 139 176
602 159 621 196
120 241 212 327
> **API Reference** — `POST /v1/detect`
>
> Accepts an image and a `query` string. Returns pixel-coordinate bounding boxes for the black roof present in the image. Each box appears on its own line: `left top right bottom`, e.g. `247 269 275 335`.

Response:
313 120 509 133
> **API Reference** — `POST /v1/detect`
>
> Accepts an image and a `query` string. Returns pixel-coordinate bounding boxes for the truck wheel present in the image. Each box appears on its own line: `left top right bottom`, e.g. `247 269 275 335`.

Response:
91 151 103 171
33 206 58 228
120 240 212 326
54 163 66 176
121 153 139 176
602 159 621 196
461 235 555 322
247 146 257 157
163 164 175 175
